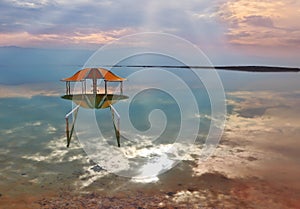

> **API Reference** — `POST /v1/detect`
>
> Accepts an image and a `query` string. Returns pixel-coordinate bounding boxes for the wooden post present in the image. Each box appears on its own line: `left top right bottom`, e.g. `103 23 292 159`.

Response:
65 105 80 147
92 78 97 95
66 82 71 95
120 81 123 94
110 106 120 147
69 82 71 95
105 80 107 95
66 118 70 147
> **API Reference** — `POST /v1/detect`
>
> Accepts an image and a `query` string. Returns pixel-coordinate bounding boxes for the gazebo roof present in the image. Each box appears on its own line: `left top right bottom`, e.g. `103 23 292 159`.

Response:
62 68 125 82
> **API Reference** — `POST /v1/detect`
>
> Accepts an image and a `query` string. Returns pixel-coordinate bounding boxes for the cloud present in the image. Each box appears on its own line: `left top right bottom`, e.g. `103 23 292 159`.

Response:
243 15 274 28
0 0 224 48
0 0 141 35
218 0 300 50
8 0 52 9
192 90 300 188
0 29 134 48
0 83 60 98
3 0 299 65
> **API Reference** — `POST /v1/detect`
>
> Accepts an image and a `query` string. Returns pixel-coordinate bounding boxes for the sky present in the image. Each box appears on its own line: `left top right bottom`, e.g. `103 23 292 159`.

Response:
0 0 300 66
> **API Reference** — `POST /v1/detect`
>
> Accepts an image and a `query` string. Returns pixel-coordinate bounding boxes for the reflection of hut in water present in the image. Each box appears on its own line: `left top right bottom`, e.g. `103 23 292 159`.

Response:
61 94 128 109
61 68 127 147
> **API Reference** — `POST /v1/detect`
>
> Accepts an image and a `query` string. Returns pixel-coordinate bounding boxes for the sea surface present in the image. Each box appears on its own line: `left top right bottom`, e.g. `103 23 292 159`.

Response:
0 50 299 208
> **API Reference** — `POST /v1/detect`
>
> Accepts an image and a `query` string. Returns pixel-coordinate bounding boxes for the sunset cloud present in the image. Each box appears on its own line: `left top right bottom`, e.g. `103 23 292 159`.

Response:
0 29 133 48
0 0 299 65
218 0 300 50
0 0 221 48
0 0 143 47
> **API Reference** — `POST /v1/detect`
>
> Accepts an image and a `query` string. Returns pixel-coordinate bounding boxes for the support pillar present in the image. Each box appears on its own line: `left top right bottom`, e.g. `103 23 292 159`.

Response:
120 81 123 94
105 80 108 95
92 78 97 95
66 82 71 95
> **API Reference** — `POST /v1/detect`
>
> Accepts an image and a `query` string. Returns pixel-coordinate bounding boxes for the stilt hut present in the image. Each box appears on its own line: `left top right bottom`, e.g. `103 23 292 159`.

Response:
61 67 125 95
61 67 126 148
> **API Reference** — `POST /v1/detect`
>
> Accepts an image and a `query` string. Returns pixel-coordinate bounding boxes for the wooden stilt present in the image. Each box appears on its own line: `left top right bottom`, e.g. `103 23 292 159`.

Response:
65 105 80 147
66 118 70 147
109 104 121 147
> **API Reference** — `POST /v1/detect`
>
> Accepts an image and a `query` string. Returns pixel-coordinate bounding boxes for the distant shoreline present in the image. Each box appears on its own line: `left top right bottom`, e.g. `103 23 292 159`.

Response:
108 65 300 72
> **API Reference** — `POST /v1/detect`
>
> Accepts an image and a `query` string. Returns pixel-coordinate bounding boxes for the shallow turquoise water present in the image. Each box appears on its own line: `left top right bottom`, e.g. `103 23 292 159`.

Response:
0 56 300 195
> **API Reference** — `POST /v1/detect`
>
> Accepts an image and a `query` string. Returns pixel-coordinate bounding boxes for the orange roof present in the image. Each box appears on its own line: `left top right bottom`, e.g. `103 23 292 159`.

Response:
62 68 125 82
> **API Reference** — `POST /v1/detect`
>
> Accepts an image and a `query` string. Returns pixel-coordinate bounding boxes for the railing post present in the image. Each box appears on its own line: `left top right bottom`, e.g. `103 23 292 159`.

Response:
92 78 97 95
120 81 123 94
105 80 108 95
